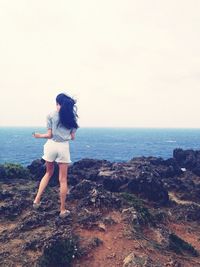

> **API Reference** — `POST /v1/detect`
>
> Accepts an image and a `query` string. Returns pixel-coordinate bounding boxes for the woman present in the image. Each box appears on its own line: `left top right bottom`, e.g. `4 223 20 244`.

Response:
32 93 78 218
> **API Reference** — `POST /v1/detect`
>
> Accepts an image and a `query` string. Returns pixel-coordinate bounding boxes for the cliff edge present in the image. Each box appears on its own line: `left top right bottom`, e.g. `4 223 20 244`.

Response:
1 149 200 266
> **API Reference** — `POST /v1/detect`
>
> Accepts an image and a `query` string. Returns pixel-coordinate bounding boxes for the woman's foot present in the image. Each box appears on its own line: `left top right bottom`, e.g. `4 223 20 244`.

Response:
33 201 41 209
59 209 70 218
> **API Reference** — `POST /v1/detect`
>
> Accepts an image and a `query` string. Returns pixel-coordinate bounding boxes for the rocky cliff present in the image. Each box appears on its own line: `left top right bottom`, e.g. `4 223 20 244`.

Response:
1 149 200 266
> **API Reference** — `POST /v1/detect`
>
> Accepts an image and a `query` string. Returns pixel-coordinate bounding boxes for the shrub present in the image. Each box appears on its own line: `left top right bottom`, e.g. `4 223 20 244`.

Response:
169 233 199 256
121 192 155 225
0 163 30 180
38 238 79 267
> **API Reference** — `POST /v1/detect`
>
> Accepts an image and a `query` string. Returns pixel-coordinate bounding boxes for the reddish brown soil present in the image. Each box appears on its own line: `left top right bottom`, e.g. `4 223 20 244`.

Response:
73 211 200 267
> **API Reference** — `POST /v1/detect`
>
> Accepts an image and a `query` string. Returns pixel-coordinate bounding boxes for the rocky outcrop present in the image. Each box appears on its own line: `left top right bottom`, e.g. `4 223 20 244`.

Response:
26 149 200 206
125 172 169 204
173 148 200 176
1 150 200 266
69 180 122 209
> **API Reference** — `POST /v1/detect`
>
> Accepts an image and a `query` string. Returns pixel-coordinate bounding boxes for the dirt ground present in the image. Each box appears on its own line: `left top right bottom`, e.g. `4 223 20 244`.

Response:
1 181 200 267
73 210 200 267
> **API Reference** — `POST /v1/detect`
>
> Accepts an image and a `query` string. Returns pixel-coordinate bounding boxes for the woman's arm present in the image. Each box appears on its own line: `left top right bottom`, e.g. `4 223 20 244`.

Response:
33 129 52 139
70 131 76 140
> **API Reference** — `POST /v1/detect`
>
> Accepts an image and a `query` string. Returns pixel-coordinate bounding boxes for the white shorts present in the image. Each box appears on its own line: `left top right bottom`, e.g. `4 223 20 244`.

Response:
42 139 71 164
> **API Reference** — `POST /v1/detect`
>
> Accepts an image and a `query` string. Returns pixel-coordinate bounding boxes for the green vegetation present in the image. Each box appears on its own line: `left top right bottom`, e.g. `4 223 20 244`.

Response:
169 233 199 257
153 210 168 223
121 192 155 225
38 238 79 267
121 192 144 206
0 163 30 180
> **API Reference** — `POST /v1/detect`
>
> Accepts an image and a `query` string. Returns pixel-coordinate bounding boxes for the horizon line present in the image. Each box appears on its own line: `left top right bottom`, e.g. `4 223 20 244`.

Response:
1 125 200 130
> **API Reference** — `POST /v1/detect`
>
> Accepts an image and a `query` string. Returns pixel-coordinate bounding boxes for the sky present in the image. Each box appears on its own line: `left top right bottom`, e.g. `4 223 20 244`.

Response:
0 0 200 128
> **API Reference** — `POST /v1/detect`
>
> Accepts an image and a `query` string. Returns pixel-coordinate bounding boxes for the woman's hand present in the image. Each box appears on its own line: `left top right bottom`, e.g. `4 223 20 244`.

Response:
70 132 76 140
32 132 42 138
32 129 52 139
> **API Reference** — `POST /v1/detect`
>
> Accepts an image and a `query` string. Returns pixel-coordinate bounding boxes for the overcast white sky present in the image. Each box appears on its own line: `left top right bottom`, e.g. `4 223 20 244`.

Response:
0 0 200 128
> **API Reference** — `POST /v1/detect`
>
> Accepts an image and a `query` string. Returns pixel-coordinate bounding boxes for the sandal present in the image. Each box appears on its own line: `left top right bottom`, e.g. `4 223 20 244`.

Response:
33 202 41 209
59 210 71 218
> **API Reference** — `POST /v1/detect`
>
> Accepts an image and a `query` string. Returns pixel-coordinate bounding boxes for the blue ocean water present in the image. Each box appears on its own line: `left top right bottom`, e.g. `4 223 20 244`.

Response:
0 127 200 166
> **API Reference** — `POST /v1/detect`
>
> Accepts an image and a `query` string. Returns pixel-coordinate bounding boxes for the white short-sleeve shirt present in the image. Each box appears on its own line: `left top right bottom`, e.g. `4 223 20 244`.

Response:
47 111 76 142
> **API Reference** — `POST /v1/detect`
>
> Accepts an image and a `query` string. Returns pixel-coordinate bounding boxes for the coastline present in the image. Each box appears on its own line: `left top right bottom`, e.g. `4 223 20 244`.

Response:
1 148 200 266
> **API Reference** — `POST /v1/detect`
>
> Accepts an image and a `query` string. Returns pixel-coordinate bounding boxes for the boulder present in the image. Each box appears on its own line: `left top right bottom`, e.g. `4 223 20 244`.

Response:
126 172 169 205
103 175 129 192
69 180 122 209
173 148 200 177
173 149 197 169
71 158 111 170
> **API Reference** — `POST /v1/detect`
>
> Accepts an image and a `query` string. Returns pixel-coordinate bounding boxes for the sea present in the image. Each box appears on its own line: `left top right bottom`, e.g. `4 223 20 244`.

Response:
0 127 200 166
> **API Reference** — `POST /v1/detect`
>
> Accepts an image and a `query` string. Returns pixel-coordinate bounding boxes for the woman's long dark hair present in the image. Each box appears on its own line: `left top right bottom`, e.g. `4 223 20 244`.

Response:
56 93 79 129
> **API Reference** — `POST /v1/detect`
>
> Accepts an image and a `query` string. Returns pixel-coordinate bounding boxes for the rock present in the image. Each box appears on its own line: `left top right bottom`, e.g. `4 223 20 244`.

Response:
77 210 102 229
0 190 13 200
97 222 106 231
1 152 200 267
78 237 103 257
0 165 6 179
123 252 148 267
168 233 199 257
103 175 129 192
126 172 169 204
173 204 200 222
165 259 182 267
69 180 99 199
192 166 200 176
68 158 173 205
148 157 165 166
69 179 122 209
71 158 111 171
69 159 112 183
173 148 200 176
0 198 29 219
123 252 135 267
102 216 117 225
78 188 121 210
173 149 196 169
17 212 53 231
121 195 155 226
151 157 183 178
107 252 116 259
122 207 138 225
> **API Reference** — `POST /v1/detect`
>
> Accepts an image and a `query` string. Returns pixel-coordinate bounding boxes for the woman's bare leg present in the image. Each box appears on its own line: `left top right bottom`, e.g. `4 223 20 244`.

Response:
58 163 68 214
33 161 54 204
